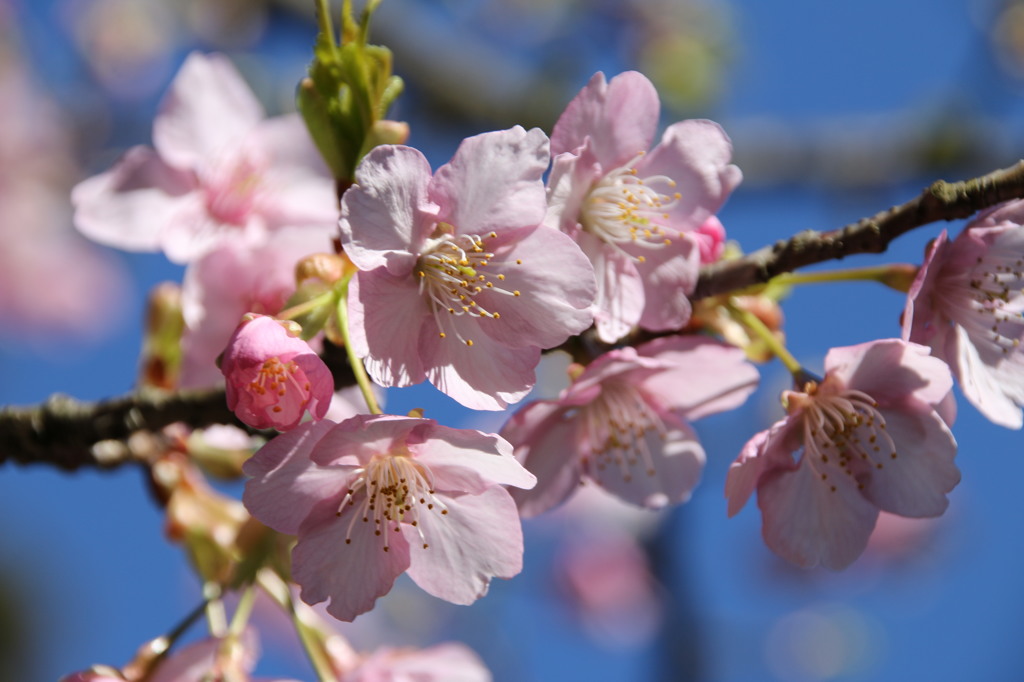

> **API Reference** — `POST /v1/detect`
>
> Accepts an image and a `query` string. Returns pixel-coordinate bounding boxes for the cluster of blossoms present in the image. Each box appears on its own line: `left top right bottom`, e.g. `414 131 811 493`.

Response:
64 36 1024 679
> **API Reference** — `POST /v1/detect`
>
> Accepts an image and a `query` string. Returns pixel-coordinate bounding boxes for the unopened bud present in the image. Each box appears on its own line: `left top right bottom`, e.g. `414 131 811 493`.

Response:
878 263 919 293
295 252 351 286
365 119 410 147
140 282 184 390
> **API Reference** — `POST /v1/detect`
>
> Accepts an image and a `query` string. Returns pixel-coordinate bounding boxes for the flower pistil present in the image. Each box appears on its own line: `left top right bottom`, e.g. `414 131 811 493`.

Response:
339 453 447 551
583 382 667 483
580 154 683 261
415 227 523 346
787 382 898 494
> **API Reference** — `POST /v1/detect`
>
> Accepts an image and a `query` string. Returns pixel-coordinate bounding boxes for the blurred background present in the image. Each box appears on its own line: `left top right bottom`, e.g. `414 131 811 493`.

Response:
2 0 1024 679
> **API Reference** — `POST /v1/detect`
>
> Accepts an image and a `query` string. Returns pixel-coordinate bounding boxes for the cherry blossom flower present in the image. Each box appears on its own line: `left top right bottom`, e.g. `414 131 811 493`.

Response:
503 336 758 515
220 314 333 430
545 71 742 343
242 414 537 621
903 204 1024 428
72 51 336 264
725 339 960 570
180 227 332 387
339 126 597 410
337 643 492 682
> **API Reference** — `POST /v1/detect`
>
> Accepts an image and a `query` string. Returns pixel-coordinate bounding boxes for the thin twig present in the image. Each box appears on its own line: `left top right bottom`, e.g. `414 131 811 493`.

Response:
693 160 1024 299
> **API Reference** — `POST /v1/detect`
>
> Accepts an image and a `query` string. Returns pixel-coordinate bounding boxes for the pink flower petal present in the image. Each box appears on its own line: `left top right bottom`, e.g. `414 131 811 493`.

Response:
430 126 549 235
473 225 596 349
550 71 659 168
636 336 760 420
348 269 430 388
631 234 699 332
827 339 954 411
953 323 1024 428
758 456 880 570
294 500 413 622
72 145 195 252
254 115 339 230
578 232 645 343
421 320 540 410
341 145 438 273
404 486 524 605
242 420 339 534
859 405 959 517
153 52 264 170
502 401 586 518
412 424 536 492
637 119 742 230
585 416 705 509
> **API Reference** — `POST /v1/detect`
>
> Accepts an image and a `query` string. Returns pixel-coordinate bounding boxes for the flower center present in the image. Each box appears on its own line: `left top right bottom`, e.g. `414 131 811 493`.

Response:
579 156 683 262
414 228 521 346
790 383 898 493
204 153 264 226
581 381 665 482
247 356 310 415
950 246 1024 357
338 454 447 551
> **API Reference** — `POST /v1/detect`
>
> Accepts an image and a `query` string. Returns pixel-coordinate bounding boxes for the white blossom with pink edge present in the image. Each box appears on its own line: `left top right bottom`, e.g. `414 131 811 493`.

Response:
903 202 1024 429
339 126 597 411
242 415 536 622
72 51 336 264
502 336 758 515
545 71 742 343
726 339 960 570
220 315 334 431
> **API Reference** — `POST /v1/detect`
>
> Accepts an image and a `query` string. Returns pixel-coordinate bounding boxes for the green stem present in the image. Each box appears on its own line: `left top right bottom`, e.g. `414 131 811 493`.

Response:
770 263 918 292
727 299 804 376
337 277 382 414
276 290 337 322
228 584 258 637
257 570 339 682
203 582 227 637
315 0 337 49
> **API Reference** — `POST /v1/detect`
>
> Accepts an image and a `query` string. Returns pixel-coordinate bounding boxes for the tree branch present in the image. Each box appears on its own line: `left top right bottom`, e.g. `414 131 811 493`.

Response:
5 161 1024 471
693 160 1024 299
0 389 240 471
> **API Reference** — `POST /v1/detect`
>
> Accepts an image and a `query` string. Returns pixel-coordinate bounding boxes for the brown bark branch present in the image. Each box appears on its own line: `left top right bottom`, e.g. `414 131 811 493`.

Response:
0 389 239 471
5 162 1024 471
693 160 1024 299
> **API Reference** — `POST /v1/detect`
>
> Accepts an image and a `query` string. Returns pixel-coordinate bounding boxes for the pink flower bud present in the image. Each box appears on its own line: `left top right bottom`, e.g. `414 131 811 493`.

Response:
220 314 333 430
694 215 727 264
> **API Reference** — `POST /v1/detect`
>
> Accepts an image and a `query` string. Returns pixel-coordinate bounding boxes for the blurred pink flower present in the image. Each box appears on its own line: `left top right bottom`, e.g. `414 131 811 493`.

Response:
546 71 741 343
0 47 129 340
220 314 333 430
60 630 298 682
72 51 336 264
503 336 758 515
147 630 299 682
59 672 124 682
337 643 491 682
726 339 960 570
339 127 596 410
903 204 1024 428
242 414 536 621
180 226 332 387
554 523 662 648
